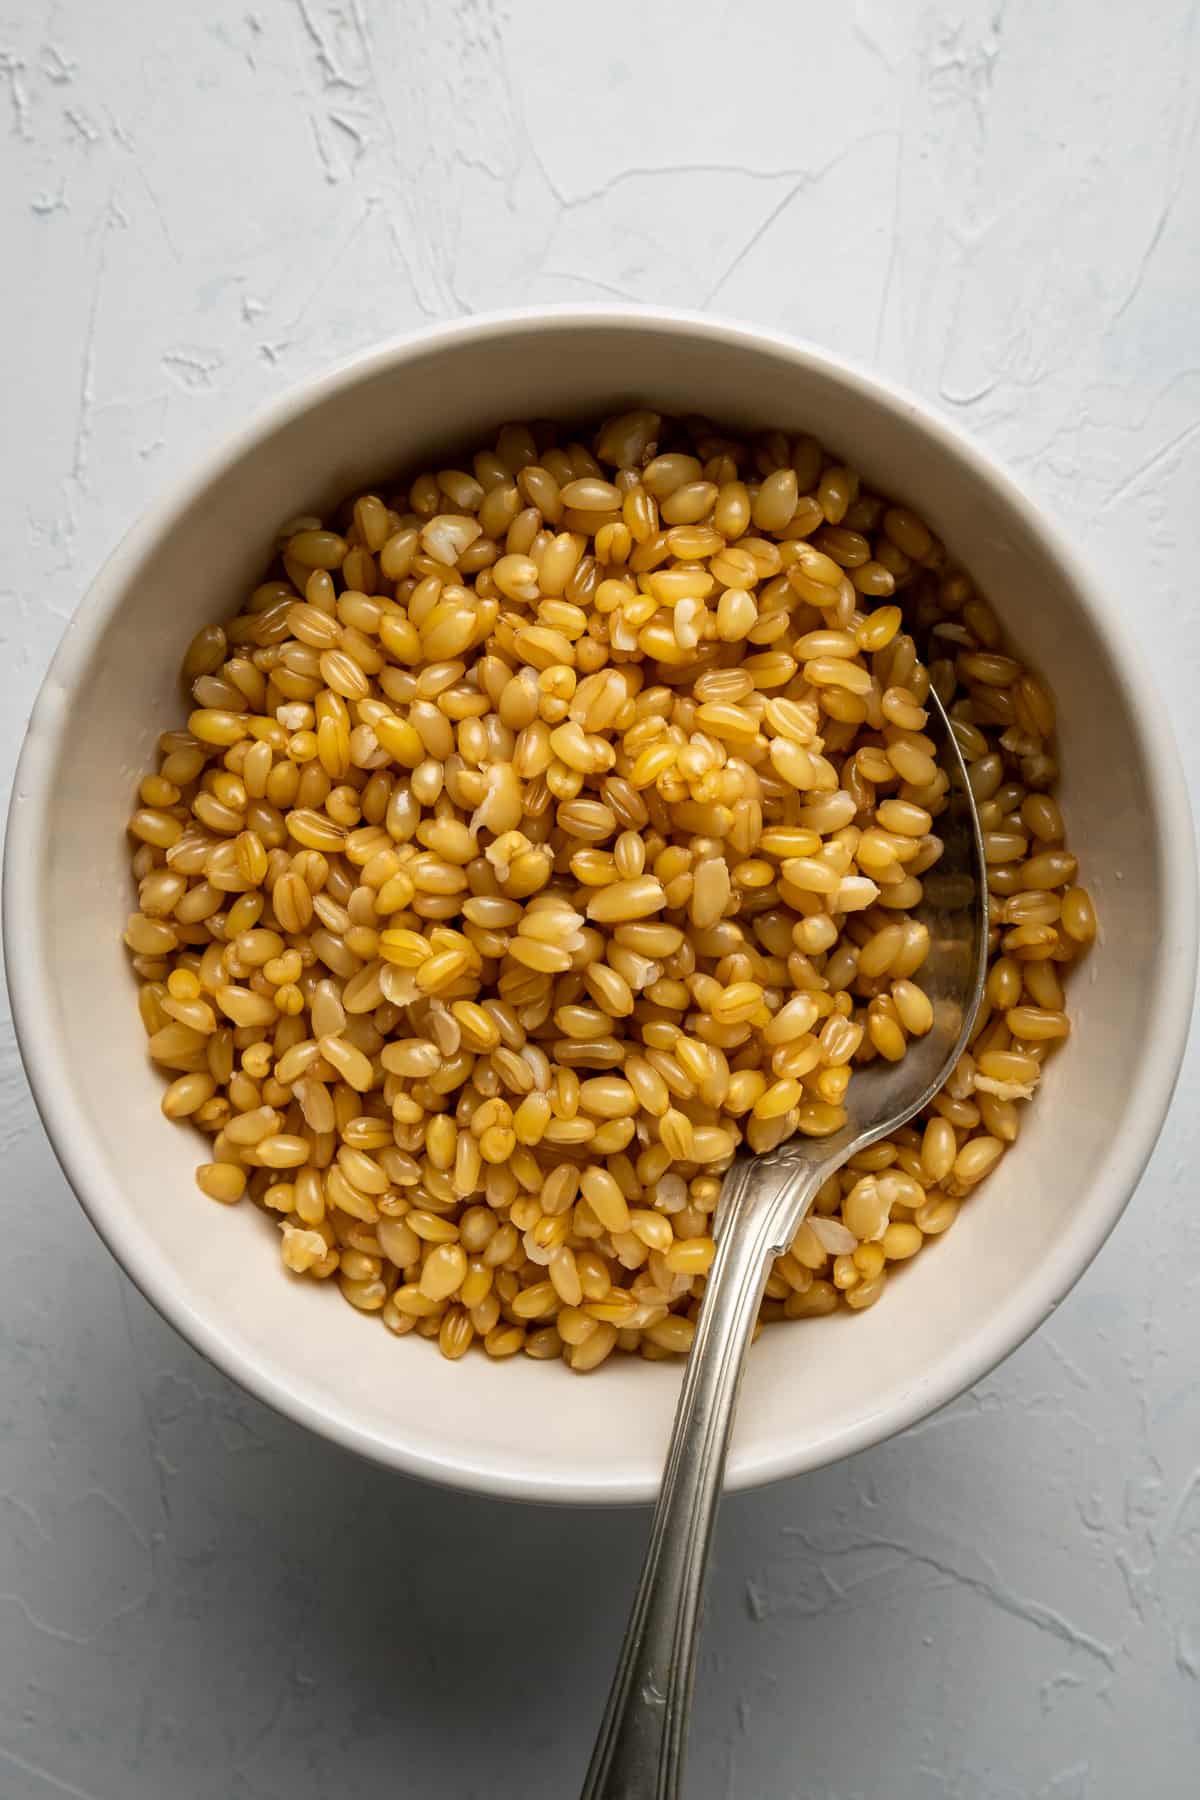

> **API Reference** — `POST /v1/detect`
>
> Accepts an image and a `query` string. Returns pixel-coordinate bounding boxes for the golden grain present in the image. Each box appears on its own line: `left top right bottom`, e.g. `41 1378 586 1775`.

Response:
127 406 1085 1368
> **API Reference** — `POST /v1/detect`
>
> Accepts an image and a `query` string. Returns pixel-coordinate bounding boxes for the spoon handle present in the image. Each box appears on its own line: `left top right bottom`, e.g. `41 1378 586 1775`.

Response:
580 1154 824 1800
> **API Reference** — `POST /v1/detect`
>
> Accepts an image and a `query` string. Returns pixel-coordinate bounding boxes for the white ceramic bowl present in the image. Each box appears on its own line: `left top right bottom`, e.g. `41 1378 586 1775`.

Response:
6 308 1195 1503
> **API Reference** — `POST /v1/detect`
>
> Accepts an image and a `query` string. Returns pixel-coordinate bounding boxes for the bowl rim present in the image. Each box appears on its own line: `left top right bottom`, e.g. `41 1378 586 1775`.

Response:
5 303 1197 1505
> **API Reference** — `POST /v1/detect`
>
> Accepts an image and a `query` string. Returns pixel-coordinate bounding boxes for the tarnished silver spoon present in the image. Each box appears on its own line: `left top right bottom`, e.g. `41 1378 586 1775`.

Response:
582 686 987 1800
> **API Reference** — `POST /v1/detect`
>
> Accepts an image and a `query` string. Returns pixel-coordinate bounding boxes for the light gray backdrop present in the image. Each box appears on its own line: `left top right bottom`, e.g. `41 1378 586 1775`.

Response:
1 2 1198 1795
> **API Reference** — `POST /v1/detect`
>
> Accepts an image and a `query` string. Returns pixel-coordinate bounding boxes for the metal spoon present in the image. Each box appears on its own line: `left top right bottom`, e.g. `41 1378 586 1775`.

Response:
581 687 987 1800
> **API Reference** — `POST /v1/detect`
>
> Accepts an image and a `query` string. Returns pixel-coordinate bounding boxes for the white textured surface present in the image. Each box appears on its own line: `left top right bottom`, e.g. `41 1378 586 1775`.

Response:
1 1 1198 1794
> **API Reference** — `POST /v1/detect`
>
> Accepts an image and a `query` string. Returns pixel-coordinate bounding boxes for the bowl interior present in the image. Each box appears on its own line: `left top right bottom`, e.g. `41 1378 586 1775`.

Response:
10 314 1188 1501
